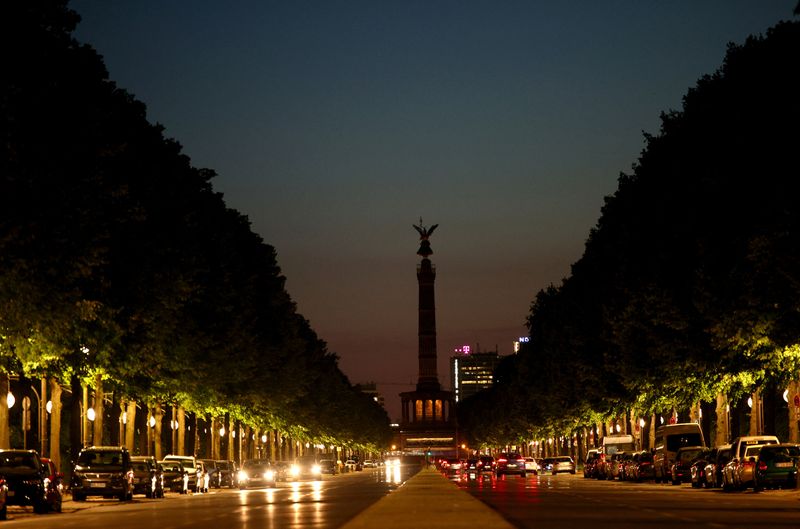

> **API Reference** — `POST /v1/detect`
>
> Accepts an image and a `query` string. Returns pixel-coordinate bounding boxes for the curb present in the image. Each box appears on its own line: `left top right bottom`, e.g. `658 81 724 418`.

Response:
339 467 515 529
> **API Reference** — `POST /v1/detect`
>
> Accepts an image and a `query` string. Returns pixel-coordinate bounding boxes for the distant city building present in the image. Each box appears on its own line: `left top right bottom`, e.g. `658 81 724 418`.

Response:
450 345 503 402
355 382 385 408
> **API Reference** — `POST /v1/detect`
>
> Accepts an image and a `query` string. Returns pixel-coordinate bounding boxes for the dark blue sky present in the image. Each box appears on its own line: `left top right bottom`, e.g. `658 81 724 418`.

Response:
72 1 796 420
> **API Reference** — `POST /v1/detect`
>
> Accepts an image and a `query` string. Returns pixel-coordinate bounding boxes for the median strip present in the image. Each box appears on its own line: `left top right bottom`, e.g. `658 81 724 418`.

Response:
340 467 515 529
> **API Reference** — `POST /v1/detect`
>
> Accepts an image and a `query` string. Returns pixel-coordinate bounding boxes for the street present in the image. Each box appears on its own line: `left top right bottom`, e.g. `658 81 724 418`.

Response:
5 466 413 528
455 471 800 529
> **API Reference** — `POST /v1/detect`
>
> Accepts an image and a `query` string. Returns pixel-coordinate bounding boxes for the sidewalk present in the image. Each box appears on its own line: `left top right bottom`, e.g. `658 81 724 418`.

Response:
340 467 515 529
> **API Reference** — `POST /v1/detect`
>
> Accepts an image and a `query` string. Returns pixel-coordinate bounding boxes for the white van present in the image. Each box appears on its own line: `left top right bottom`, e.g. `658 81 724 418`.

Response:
653 423 705 483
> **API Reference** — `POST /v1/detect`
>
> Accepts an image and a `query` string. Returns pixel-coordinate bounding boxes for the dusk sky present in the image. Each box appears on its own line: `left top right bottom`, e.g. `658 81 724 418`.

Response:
71 1 795 421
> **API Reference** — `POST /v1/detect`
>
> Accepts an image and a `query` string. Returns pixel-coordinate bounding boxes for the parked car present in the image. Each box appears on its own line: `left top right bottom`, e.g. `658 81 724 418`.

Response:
163 454 199 492
754 443 800 491
723 444 765 491
628 451 655 482
195 460 210 493
159 460 189 494
689 448 716 488
363 459 376 468
71 446 134 502
584 449 600 478
670 446 704 485
0 449 50 513
495 453 526 477
131 456 164 498
199 459 221 488
605 453 627 480
238 459 277 489
724 436 780 491
705 445 732 488
0 474 7 519
40 457 63 512
216 460 238 488
318 459 338 475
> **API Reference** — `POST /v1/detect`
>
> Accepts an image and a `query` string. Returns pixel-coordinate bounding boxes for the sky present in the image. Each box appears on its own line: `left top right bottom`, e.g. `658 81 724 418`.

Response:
71 1 796 421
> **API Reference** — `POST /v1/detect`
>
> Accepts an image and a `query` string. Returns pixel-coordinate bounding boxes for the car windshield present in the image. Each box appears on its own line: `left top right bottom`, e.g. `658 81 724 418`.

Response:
243 460 270 470
77 451 123 469
666 434 703 452
131 462 150 472
0 452 38 471
217 462 231 470
744 445 764 458
160 463 182 472
760 446 800 462
679 449 702 462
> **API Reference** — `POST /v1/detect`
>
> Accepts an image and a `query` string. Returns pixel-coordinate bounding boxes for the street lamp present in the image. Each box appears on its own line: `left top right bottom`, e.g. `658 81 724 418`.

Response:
6 392 14 409
87 407 96 421
219 426 226 437
149 415 156 428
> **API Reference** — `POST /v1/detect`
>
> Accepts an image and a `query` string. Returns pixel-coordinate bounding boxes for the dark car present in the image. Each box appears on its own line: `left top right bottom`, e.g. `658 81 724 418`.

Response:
238 459 277 489
478 455 495 473
159 460 189 494
671 446 704 485
318 459 338 475
216 460 238 487
689 448 716 488
71 446 134 501
290 455 323 480
584 449 600 478
629 451 655 482
495 453 526 477
0 449 50 513
131 456 164 498
41 457 63 512
754 443 800 491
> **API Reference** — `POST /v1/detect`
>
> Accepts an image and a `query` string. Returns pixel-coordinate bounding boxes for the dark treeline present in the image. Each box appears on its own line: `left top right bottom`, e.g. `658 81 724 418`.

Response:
0 1 390 459
460 18 800 448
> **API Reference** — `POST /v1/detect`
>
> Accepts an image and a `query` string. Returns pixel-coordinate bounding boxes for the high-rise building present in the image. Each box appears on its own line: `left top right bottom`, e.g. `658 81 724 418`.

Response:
450 345 503 402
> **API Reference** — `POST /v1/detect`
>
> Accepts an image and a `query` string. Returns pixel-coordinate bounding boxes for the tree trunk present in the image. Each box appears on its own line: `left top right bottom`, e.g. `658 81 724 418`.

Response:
48 377 63 471
227 416 234 461
177 407 186 455
125 401 137 452
649 414 656 450
93 374 104 445
154 403 164 460
788 380 800 443
69 375 82 462
715 393 729 446
749 391 761 436
0 375 9 449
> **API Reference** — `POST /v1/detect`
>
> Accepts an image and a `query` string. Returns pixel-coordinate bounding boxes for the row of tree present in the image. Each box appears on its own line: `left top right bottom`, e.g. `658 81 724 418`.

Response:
0 1 391 470
460 17 800 450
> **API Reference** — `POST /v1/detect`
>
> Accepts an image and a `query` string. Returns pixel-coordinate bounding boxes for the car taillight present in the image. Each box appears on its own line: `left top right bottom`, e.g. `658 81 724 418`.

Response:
640 462 650 466
758 461 767 472
498 458 507 463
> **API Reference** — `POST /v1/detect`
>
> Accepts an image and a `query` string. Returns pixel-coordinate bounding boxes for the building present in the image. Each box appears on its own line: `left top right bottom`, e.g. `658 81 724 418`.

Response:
450 346 503 402
355 382 385 409
398 222 458 458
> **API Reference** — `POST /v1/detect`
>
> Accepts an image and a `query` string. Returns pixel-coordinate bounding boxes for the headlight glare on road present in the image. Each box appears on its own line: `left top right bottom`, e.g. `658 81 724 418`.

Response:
312 464 321 474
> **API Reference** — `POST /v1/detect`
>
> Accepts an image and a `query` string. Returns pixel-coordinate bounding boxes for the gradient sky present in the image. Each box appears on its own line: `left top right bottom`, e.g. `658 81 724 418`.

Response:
71 1 796 421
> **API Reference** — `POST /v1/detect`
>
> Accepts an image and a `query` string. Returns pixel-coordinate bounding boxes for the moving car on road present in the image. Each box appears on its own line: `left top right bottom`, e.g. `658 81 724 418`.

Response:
238 459 277 489
495 453 526 477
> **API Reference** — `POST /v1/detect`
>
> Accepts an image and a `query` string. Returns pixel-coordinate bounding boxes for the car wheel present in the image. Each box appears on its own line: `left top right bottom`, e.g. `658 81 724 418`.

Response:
33 500 48 514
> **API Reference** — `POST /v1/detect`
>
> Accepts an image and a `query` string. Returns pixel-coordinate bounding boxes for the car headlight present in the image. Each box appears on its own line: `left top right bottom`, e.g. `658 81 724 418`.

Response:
238 470 248 482
311 464 321 474
290 464 300 477
263 470 275 481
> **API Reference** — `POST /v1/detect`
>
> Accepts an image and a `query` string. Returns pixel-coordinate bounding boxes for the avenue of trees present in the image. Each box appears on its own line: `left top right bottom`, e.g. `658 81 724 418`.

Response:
0 1 390 471
460 17 800 455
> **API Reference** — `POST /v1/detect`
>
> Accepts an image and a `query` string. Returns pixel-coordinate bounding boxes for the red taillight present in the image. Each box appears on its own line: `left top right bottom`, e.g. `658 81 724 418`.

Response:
497 458 507 463
758 461 767 472
640 462 650 466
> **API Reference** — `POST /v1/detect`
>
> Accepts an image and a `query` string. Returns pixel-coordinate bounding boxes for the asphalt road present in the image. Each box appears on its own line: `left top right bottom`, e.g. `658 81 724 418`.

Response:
6 466 414 528
454 471 800 529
